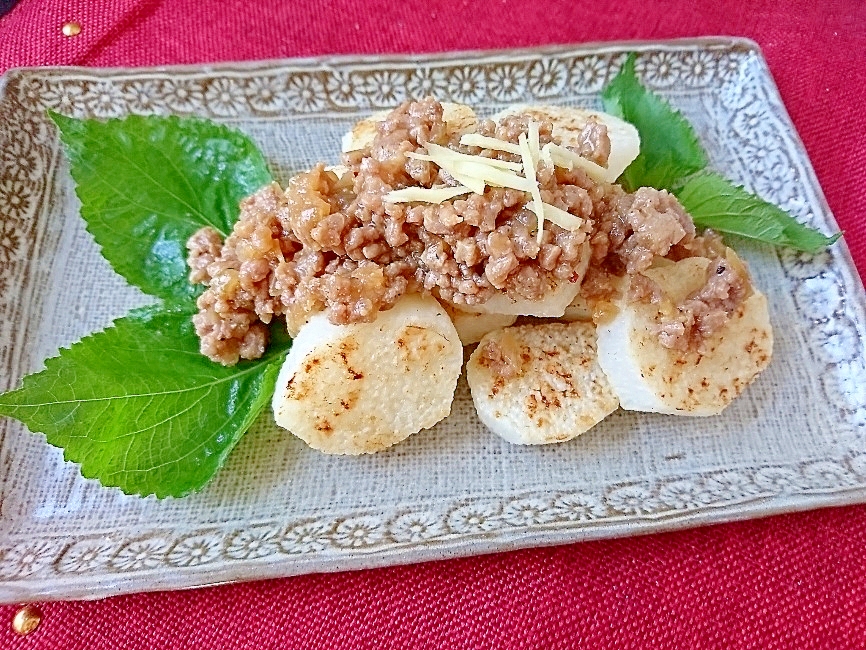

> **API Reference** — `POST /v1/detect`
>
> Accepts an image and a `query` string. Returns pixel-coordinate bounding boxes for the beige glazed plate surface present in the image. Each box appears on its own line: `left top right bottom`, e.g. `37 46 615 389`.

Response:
1 38 865 603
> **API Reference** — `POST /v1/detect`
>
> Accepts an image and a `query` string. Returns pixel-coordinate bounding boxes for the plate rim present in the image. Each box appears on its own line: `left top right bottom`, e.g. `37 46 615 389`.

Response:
2 35 763 76
1 36 864 603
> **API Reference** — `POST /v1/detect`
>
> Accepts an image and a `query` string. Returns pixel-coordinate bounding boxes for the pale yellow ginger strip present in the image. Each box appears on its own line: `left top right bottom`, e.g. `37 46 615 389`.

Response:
526 201 583 231
422 143 524 170
450 160 536 193
459 133 522 156
518 132 545 245
542 142 609 184
385 185 474 203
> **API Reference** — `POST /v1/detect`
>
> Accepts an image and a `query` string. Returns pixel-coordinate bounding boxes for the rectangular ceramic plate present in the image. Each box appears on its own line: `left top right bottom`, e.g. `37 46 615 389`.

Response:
1 38 865 603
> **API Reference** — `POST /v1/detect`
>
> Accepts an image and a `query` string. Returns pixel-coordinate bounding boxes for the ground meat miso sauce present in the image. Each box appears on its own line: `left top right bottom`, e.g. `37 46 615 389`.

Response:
187 99 746 366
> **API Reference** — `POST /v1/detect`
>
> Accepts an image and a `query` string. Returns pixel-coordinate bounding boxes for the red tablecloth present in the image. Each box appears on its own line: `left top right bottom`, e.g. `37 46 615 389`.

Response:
1 0 865 647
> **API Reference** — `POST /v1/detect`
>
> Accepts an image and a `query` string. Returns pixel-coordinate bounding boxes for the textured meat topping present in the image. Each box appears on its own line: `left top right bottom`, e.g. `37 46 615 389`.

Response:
579 192 749 352
187 99 747 365
657 257 749 351
575 119 611 166
626 239 751 352
189 99 603 365
615 187 696 274
189 183 297 365
476 334 525 380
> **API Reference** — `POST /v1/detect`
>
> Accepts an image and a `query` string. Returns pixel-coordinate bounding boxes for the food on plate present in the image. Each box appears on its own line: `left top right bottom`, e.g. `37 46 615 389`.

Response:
188 98 622 366
595 250 773 415
342 101 478 153
491 104 641 184
560 294 593 322
442 306 517 346
187 97 773 451
467 322 619 444
8 53 833 495
454 274 585 317
272 293 462 454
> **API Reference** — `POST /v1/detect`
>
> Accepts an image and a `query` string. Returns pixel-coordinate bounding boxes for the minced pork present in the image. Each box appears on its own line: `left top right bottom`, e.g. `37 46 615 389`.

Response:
187 98 746 365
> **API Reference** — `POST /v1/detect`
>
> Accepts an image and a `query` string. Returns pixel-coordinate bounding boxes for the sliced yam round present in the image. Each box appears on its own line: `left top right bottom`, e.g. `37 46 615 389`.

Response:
467 322 619 445
440 102 479 138
560 294 593 322
341 109 389 153
459 279 581 318
272 294 463 454
341 102 478 153
493 104 640 183
595 257 774 416
442 305 517 346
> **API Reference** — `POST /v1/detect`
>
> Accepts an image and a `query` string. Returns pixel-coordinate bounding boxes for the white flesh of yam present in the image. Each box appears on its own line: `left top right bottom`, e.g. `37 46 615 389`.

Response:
272 294 463 454
444 306 518 346
467 322 619 445
560 294 593 322
460 280 581 317
595 256 774 416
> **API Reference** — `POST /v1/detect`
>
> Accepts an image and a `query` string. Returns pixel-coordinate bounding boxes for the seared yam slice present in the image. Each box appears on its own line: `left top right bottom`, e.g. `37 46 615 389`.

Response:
467 322 619 445
443 305 517 346
342 103 478 153
458 279 581 318
560 294 593 322
272 294 463 454
595 256 774 416
493 105 640 183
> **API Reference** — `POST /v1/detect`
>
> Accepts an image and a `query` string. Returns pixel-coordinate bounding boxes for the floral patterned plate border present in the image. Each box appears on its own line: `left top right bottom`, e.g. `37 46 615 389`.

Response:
1 38 864 603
